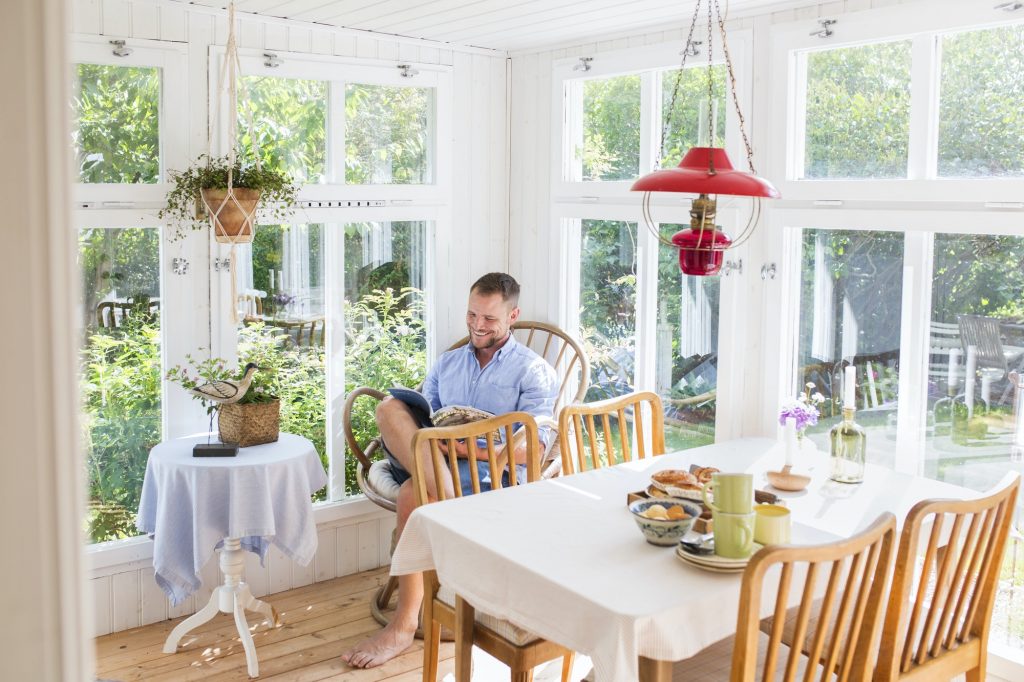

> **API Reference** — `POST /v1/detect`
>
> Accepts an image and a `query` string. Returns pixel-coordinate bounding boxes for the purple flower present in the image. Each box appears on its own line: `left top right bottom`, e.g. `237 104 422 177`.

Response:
778 401 819 432
272 292 294 306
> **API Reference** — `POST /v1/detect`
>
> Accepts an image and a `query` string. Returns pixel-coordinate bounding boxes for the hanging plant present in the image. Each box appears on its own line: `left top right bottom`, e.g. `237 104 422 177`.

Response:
159 153 299 242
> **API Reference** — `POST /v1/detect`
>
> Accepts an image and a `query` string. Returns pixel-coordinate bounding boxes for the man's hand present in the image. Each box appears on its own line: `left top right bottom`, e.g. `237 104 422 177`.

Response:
436 439 471 459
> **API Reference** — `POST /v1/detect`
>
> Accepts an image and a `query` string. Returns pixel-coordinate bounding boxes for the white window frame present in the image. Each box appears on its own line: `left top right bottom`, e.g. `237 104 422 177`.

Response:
207 49 452 502
550 34 754 443
70 35 188 206
768 0 1024 203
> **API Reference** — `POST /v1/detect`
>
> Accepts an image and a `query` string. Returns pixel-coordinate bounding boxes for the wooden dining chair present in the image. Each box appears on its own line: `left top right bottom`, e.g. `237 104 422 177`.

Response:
411 412 575 682
343 321 589 629
558 390 665 475
874 471 1020 682
669 512 897 682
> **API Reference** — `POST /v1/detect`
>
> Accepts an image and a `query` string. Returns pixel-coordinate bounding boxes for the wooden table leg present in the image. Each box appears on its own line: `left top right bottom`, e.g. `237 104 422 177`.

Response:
639 656 672 682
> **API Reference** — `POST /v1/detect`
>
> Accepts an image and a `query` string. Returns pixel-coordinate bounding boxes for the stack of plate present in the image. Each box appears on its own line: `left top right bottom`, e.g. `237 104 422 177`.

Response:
675 542 763 574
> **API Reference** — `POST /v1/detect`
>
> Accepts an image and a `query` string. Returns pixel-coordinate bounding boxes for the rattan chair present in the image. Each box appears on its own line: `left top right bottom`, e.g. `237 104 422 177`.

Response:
412 412 574 682
874 472 1020 682
666 512 897 682
342 321 589 627
558 390 665 475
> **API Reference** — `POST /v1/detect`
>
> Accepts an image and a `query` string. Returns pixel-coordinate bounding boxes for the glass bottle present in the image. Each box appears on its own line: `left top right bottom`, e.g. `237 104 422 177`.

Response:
829 407 866 483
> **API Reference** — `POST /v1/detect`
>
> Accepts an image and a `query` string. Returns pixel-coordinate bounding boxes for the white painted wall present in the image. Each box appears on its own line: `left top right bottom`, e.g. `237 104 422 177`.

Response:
72 0 510 636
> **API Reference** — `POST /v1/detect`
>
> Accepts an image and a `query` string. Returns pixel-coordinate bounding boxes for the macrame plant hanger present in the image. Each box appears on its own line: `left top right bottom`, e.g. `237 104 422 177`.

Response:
203 1 262 324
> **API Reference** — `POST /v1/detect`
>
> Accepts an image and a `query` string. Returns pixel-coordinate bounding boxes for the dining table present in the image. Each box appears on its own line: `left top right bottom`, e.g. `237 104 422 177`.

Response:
389 437 977 681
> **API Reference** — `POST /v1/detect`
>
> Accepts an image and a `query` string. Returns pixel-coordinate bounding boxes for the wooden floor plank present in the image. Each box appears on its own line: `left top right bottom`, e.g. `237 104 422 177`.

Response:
94 567 448 682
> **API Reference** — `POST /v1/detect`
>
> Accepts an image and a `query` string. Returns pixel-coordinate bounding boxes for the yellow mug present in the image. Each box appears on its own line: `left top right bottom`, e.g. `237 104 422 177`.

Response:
754 504 791 546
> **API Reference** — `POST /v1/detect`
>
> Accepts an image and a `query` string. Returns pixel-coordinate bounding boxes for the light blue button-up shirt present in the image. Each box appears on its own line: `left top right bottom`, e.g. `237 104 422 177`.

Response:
422 334 558 446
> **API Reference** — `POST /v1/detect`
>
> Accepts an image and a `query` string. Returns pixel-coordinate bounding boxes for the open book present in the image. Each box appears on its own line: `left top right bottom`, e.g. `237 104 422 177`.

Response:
388 387 495 429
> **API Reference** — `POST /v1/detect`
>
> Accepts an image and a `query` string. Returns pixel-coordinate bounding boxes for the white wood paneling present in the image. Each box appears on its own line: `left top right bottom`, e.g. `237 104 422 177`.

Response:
314 527 338 582
110 571 141 632
102 0 132 37
92 577 112 637
357 520 380 573
74 0 103 34
131 2 161 40
160 3 187 42
140 568 168 625
337 525 361 577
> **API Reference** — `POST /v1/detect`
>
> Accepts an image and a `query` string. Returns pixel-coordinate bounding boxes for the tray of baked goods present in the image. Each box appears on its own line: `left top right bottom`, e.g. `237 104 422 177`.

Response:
627 465 780 534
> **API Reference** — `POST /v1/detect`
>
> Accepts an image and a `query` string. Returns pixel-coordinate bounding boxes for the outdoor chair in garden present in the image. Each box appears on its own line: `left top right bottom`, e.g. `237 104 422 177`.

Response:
342 320 589 629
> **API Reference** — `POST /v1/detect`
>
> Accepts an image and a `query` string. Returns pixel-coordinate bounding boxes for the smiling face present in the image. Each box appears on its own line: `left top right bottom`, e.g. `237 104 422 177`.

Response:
466 290 520 350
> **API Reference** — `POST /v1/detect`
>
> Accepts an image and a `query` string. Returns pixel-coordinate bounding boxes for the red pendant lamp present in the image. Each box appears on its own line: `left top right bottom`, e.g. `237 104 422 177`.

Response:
631 1 779 276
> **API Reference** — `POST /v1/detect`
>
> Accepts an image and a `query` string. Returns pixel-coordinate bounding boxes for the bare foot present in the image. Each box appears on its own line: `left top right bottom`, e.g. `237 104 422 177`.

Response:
341 620 417 669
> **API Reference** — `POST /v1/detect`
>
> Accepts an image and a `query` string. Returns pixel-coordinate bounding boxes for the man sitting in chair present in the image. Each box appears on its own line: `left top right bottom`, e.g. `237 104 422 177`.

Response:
342 272 558 669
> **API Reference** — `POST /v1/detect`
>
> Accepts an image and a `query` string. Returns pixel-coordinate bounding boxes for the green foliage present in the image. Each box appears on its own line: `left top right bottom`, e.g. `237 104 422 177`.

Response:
661 65 727 165
343 287 427 495
582 75 641 181
933 234 1024 323
80 316 162 543
77 227 160 329
346 84 432 184
159 154 300 239
804 41 911 178
73 63 160 184
239 75 328 184
938 24 1024 177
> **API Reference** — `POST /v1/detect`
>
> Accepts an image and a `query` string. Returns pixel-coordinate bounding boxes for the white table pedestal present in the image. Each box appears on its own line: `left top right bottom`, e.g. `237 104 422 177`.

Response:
162 538 278 678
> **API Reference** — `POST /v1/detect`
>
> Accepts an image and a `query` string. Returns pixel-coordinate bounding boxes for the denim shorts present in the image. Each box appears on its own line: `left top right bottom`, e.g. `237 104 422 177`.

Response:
384 441 529 493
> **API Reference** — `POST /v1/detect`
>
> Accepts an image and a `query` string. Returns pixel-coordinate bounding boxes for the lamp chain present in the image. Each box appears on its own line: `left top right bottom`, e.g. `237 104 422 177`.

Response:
714 0 756 174
657 0 703 168
706 0 715 173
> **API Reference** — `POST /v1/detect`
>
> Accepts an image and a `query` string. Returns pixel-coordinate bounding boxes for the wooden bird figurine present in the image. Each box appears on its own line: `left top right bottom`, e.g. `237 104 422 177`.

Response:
190 362 260 405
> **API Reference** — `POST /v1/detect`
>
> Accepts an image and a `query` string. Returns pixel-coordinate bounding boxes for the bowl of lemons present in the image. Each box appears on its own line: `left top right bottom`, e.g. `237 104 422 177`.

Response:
628 498 701 546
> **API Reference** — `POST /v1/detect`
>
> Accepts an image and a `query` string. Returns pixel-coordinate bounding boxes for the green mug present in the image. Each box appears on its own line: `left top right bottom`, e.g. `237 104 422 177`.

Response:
702 472 754 514
713 510 756 559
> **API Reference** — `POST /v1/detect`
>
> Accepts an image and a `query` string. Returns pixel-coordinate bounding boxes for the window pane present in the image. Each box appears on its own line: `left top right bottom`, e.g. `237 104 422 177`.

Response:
78 227 161 543
802 41 911 179
796 229 905 470
661 65 726 168
656 224 718 450
236 224 327 497
924 233 1024 650
582 75 641 181
580 220 637 401
73 64 160 184
240 76 328 185
343 221 428 495
938 24 1024 177
345 85 434 184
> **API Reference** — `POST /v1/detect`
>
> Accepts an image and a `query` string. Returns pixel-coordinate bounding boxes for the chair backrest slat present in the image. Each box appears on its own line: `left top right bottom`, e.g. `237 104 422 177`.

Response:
559 391 666 475
410 412 541 508
876 472 1020 682
733 512 896 682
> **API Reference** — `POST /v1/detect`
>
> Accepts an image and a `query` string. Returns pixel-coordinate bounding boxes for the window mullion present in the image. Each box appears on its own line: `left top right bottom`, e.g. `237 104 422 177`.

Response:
639 70 656 175
894 230 934 475
329 82 346 184
907 33 939 180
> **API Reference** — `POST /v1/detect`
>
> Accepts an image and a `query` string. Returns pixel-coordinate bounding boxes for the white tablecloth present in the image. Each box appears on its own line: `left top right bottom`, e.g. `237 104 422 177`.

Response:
390 437 974 681
137 433 328 605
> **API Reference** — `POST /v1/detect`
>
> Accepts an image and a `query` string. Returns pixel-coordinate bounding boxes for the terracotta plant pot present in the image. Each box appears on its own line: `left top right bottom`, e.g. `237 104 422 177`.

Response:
218 398 280 448
201 187 261 244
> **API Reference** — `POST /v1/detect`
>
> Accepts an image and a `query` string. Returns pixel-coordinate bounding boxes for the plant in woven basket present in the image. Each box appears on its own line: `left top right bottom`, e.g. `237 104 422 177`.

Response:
167 354 281 447
158 153 299 242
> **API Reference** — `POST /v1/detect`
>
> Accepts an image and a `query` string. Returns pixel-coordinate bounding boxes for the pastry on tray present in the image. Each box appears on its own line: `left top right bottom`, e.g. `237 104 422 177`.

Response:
650 469 703 500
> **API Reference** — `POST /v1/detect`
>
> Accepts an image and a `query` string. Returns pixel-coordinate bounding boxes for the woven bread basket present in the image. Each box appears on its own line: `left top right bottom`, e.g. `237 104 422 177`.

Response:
218 398 280 447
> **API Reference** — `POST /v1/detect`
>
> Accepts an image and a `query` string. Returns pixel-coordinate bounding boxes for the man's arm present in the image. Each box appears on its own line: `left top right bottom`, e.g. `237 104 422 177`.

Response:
510 359 559 464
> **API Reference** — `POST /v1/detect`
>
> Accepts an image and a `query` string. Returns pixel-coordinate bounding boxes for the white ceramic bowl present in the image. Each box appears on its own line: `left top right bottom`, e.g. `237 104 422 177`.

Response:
628 498 701 546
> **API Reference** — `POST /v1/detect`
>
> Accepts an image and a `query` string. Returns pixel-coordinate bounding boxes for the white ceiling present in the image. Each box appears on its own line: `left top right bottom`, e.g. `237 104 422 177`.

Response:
179 0 817 53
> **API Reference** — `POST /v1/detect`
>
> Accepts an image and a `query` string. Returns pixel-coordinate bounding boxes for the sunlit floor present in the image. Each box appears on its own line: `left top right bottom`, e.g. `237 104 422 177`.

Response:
93 566 593 682
94 567 450 681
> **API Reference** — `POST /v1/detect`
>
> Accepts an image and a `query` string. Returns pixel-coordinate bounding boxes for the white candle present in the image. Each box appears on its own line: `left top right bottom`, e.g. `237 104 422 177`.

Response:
269 269 275 290
844 365 856 409
948 348 961 391
965 345 977 417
